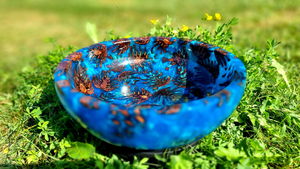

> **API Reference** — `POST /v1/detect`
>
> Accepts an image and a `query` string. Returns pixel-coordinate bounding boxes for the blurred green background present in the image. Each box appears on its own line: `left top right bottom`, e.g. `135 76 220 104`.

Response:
0 0 299 93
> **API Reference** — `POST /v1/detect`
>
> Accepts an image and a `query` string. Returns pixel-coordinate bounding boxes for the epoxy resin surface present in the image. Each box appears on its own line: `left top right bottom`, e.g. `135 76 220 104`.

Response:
54 37 246 150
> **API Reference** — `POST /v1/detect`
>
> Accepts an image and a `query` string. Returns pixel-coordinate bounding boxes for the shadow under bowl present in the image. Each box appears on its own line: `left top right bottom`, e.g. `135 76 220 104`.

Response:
54 37 246 150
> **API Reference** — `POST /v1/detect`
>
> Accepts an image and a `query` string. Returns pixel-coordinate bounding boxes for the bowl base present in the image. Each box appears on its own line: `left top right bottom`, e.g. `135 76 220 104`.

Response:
113 141 199 158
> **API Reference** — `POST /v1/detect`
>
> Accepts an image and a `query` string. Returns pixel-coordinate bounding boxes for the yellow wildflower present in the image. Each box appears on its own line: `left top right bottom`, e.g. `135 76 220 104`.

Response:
151 19 159 25
206 13 213 20
182 25 189 32
124 35 131 38
3 148 9 154
215 13 221 21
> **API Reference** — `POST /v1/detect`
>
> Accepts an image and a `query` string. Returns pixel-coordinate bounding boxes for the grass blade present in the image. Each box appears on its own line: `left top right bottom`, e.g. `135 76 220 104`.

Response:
86 22 98 43
271 59 291 91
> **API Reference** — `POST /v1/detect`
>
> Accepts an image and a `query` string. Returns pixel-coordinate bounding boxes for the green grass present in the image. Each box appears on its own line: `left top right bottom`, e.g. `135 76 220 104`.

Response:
0 0 300 168
1 0 300 93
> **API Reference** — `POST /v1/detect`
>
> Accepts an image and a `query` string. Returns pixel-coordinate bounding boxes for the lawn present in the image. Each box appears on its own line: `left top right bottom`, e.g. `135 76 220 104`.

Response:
0 0 299 168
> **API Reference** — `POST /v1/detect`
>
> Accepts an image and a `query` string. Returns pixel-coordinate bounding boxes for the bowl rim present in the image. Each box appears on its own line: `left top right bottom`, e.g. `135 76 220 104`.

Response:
54 36 246 108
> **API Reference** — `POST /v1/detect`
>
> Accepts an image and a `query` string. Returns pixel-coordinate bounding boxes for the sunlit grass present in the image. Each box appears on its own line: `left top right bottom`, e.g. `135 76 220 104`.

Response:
0 0 300 168
0 0 299 83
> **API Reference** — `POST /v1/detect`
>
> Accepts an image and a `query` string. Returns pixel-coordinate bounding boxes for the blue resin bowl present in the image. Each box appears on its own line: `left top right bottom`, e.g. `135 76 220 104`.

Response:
54 37 246 150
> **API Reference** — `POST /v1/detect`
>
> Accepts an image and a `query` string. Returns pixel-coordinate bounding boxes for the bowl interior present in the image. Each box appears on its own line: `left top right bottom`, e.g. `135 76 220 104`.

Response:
64 37 235 107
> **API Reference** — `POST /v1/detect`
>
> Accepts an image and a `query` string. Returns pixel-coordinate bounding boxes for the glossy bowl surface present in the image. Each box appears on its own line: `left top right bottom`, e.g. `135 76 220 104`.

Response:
54 37 246 150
